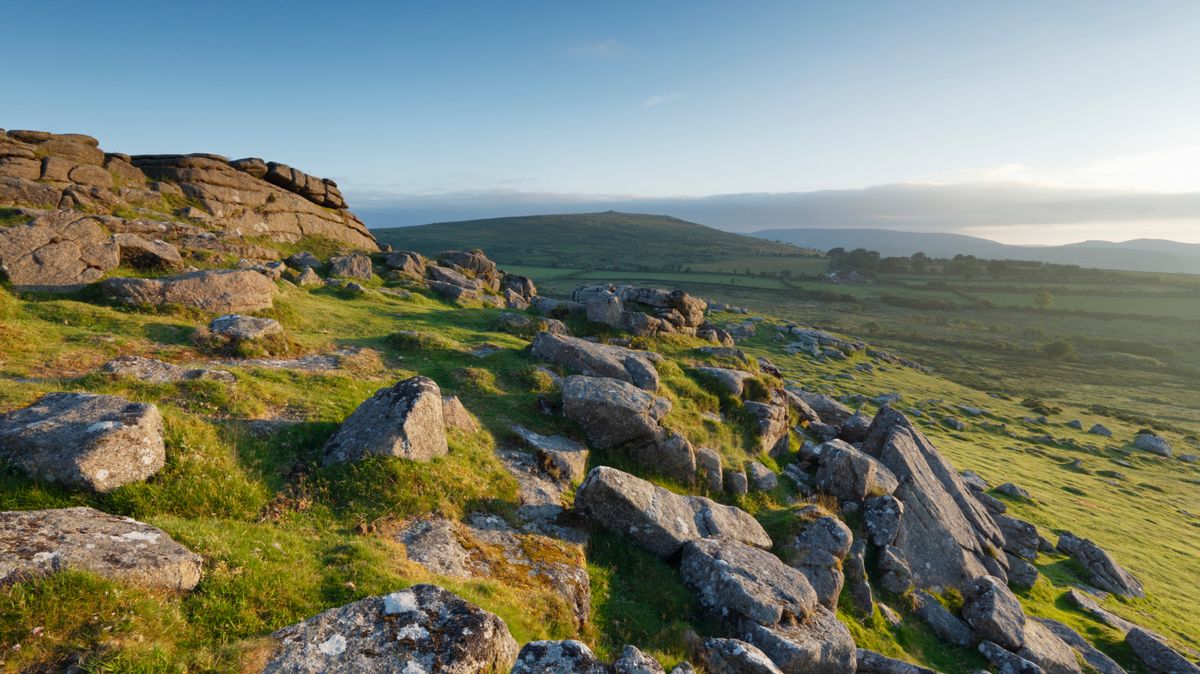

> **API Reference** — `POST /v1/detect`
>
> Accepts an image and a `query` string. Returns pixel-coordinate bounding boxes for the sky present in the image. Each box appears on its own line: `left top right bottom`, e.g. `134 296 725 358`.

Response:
3 1 1198 244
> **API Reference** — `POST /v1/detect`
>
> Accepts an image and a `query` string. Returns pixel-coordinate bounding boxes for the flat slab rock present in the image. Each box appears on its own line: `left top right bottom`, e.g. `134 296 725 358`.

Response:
0 392 164 492
0 507 201 591
102 355 235 384
681 538 819 625
263 584 518 674
575 466 771 558
101 268 276 313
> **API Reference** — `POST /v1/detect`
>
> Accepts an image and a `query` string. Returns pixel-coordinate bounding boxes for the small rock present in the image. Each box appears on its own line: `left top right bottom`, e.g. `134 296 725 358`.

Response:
1133 433 1172 458
1088 424 1113 437
209 314 283 341
996 482 1031 499
747 461 778 491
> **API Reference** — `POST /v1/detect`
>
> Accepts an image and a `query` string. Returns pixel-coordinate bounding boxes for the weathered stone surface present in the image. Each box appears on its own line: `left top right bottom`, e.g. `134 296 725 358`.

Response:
863 494 904 547
287 251 322 269
0 392 164 492
329 253 373 280
1056 532 1144 598
0 507 201 590
440 395 480 434
747 461 779 491
440 249 500 284
575 466 771 558
323 376 448 464
844 539 875 618
101 355 234 384
700 638 784 674
113 232 182 268
561 375 670 450
513 425 588 483
696 367 755 396
912 590 975 647
978 640 1045 674
511 640 608 674
815 439 899 501
839 411 873 443
996 482 1031 500
782 389 822 425
879 545 914 594
745 395 791 455
501 273 537 300
1125 628 1200 674
996 514 1040 561
856 649 943 674
209 314 283 341
1064 588 1136 633
533 332 659 391
398 518 474 577
784 508 852 609
862 407 1008 589
1017 619 1083 674
1133 433 1172 458
697 446 724 492
740 608 857 674
612 645 666 674
297 266 322 287
1006 553 1039 590
1033 618 1127 674
786 389 853 425
0 214 119 290
263 584 517 673
682 538 819 625
962 575 1026 651
102 269 276 313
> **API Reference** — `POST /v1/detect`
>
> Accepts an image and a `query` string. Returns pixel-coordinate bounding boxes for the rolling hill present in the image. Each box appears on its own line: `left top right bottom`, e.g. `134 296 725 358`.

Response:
752 228 1200 274
373 212 817 269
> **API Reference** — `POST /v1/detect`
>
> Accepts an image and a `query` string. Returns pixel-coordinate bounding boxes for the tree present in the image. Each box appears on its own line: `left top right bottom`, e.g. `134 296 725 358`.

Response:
1042 339 1076 361
1033 290 1054 309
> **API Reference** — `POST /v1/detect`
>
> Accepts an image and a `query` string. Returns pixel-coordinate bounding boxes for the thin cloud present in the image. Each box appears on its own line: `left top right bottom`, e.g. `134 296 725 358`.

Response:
642 92 680 108
567 37 626 58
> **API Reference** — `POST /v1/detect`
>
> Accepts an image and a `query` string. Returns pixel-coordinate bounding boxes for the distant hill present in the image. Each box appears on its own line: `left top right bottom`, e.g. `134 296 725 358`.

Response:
752 228 1200 274
374 212 816 269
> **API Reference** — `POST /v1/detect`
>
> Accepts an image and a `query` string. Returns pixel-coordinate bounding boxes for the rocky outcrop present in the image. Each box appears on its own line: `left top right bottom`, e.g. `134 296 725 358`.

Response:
0 507 201 590
102 269 276 313
861 406 1008 589
0 131 378 253
323 376 448 464
574 466 771 558
262 584 517 673
814 439 899 502
1056 532 1144 597
329 253 373 280
786 389 853 425
532 332 659 391
571 284 707 337
0 392 164 492
1033 618 1126 674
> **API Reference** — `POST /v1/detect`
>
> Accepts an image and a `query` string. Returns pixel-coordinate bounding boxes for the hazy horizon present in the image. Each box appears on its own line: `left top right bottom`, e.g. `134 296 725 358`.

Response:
4 1 1198 245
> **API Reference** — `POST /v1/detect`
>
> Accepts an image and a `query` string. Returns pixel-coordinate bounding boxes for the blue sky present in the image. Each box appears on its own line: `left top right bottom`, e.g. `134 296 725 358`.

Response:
3 1 1198 242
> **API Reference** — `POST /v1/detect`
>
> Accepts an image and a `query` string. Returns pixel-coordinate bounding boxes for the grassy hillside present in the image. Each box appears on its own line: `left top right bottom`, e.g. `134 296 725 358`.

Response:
373 211 818 270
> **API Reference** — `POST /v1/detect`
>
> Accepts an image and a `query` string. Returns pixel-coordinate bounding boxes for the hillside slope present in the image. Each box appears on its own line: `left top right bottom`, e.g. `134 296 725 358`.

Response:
374 212 816 269
754 227 1200 273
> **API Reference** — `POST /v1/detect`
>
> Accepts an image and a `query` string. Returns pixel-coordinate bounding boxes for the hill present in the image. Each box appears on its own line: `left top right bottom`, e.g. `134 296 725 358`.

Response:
374 212 816 269
753 227 1200 274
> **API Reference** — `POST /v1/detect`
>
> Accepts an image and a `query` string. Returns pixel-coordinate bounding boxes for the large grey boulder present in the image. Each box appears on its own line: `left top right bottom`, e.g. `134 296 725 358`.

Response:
1033 618 1126 674
113 232 182 269
323 376 448 464
102 268 276 313
511 639 608 674
561 375 669 450
532 332 659 391
0 392 164 492
862 407 1008 589
1017 619 1083 674
962 575 1026 652
783 508 852 609
1125 628 1200 674
1133 433 1172 457
263 584 517 673
700 638 784 674
574 466 771 558
681 538 819 625
785 389 852 425
328 253 373 280
740 608 857 674
744 395 791 455
385 250 425 277
0 507 201 591
1055 532 1143 598
856 649 943 674
814 439 899 501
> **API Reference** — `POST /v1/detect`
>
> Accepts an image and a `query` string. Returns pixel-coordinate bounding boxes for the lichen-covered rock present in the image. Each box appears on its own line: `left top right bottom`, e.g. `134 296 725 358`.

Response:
784 508 852 609
101 355 234 384
879 545 914 594
862 407 1009 589
744 395 791 455
323 376 448 464
700 638 784 674
740 608 857 674
561 375 670 450
0 507 201 591
0 214 118 290
329 253 373 280
815 439 899 502
747 461 779 491
513 425 588 483
102 269 277 313
962 575 1026 652
995 514 1041 561
785 389 852 425
863 494 904 547
844 539 875 618
262 584 517 673
113 232 182 269
681 538 819 625
209 314 283 341
442 396 480 434
575 466 771 558
0 392 164 492
1006 553 1039 590
1055 532 1144 598
533 332 659 391
1133 433 1172 458
695 366 755 396
1125 628 1200 674
511 639 609 674
696 446 724 492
